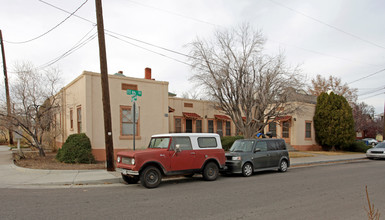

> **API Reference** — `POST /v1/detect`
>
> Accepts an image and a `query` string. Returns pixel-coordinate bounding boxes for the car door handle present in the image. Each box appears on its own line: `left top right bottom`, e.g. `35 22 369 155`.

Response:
190 152 196 155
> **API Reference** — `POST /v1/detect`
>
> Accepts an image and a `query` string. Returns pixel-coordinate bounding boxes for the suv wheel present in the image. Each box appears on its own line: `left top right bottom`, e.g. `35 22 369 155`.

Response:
202 162 219 181
242 163 253 177
279 160 288 172
140 166 162 188
122 174 139 184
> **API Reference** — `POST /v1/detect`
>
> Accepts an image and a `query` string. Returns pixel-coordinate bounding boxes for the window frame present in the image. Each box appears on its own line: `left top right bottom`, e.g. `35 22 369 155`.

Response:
305 121 312 139
120 105 141 139
76 106 81 134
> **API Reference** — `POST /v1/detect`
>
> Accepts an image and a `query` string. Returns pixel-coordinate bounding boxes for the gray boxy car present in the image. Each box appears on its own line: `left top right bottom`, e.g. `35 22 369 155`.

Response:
225 139 290 177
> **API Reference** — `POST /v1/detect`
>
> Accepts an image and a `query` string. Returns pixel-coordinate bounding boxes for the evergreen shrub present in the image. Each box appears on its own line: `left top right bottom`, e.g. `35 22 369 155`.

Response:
221 135 244 151
56 133 95 164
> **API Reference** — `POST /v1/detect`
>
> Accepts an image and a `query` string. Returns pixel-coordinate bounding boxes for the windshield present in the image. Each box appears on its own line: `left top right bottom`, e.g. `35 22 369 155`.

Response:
374 143 385 148
230 140 255 152
148 137 170 149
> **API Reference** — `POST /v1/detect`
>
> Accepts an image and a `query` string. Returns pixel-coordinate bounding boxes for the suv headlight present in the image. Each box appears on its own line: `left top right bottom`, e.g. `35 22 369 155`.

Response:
131 158 135 165
117 156 121 163
232 156 241 161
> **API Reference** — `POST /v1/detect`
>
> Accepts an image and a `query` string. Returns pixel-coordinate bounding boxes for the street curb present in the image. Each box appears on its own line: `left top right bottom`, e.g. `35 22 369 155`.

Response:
291 157 368 167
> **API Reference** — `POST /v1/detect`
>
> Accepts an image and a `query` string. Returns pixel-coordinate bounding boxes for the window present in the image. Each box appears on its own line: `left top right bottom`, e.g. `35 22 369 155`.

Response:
121 106 139 136
282 121 290 138
198 137 218 148
255 141 267 152
217 120 223 136
121 83 138 91
208 120 214 133
70 109 73 130
77 106 81 133
268 122 277 137
267 141 278 151
175 118 182 133
305 121 312 139
225 121 231 136
170 137 192 150
196 120 202 133
149 137 170 149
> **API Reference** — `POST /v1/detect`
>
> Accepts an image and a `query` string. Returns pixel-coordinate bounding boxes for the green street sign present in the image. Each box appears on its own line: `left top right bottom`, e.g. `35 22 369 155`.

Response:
127 89 142 102
126 89 142 96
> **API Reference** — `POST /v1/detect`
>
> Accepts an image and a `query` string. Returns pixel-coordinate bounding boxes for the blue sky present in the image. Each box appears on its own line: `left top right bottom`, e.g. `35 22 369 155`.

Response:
1 0 384 114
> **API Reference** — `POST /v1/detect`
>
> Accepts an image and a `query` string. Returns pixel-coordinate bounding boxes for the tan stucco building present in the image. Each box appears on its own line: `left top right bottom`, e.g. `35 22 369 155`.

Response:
56 68 169 161
56 69 319 161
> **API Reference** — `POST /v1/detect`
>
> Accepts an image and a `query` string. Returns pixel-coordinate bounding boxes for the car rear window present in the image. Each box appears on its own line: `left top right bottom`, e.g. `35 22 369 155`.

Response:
198 137 218 148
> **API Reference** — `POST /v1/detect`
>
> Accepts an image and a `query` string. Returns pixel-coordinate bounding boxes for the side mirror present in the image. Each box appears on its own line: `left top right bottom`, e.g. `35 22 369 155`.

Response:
254 148 261 153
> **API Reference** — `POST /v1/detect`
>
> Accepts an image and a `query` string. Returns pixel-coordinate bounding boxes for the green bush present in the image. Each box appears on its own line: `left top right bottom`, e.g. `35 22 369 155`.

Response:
221 135 244 151
56 133 95 164
342 141 371 153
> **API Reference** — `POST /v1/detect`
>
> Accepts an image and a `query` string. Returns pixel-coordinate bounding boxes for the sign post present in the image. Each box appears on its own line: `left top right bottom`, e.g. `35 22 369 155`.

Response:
126 89 142 150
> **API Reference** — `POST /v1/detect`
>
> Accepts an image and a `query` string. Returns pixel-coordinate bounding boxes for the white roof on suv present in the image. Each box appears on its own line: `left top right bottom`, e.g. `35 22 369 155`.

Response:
152 133 220 138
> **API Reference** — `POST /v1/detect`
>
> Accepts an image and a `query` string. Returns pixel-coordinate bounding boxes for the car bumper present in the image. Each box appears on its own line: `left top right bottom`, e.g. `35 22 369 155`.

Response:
116 168 139 176
366 153 385 159
225 161 243 174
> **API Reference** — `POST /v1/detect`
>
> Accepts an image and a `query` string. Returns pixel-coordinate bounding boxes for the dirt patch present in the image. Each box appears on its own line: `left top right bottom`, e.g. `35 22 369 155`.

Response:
13 151 105 170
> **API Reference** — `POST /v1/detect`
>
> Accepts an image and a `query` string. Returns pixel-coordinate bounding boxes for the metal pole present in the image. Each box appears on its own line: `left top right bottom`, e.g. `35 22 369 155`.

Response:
133 101 136 151
95 0 115 171
0 30 13 145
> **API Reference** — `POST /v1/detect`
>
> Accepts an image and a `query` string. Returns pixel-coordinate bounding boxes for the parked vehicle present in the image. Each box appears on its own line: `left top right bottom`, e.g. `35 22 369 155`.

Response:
116 133 226 188
362 138 378 147
366 142 385 159
225 138 290 177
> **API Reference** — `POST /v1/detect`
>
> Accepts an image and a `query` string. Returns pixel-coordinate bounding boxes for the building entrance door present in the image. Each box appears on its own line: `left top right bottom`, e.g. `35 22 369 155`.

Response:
186 119 192 133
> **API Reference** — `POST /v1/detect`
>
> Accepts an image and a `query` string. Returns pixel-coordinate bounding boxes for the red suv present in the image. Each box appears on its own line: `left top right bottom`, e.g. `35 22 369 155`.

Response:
116 133 226 188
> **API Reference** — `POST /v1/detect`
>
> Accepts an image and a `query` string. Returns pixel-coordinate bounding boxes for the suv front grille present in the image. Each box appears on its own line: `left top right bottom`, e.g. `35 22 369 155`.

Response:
122 157 133 165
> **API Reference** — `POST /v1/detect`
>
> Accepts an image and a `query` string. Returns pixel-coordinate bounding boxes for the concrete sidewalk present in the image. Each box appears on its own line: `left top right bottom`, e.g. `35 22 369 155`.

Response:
0 145 367 189
0 145 122 189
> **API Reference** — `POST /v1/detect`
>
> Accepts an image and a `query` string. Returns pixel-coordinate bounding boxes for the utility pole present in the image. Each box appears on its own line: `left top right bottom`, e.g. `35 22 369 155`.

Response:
95 0 115 171
0 30 13 145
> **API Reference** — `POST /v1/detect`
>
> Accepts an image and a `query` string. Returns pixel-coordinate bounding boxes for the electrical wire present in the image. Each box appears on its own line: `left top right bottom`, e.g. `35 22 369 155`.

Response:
39 0 381 70
359 91 385 100
106 33 195 68
37 26 97 69
4 0 88 44
358 86 385 96
347 68 385 85
267 0 385 50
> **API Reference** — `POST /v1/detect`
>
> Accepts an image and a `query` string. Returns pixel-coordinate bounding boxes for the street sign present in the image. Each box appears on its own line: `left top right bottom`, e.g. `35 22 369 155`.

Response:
127 89 142 102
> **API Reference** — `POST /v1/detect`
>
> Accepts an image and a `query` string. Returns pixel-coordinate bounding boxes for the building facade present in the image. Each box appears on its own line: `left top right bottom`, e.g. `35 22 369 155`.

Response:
56 69 320 161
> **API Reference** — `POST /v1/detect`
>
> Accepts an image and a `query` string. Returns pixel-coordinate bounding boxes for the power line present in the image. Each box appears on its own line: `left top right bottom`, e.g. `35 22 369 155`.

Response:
4 0 88 44
358 86 385 97
347 68 385 85
267 0 385 50
106 33 195 68
359 91 385 100
40 0 381 70
37 26 97 69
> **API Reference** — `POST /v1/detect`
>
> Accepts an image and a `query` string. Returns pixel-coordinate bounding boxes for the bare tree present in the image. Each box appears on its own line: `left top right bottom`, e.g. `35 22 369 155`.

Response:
308 74 358 104
188 24 304 138
0 62 62 156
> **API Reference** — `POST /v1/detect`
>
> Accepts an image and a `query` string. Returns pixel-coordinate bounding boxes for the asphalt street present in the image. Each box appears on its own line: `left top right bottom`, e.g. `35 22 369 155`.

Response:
0 160 384 220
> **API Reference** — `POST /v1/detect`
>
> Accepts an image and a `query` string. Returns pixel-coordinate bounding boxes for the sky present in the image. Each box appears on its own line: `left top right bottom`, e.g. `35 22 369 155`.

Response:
1 0 384 114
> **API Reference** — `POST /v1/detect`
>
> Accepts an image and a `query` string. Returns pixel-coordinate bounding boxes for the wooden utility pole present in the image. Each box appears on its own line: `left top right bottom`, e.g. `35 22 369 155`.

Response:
0 30 13 145
95 0 115 171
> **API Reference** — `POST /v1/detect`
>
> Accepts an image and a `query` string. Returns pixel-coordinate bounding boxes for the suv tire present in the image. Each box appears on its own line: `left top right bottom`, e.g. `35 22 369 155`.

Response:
278 159 288 172
202 162 219 181
122 174 139 184
242 163 253 177
140 166 162 188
